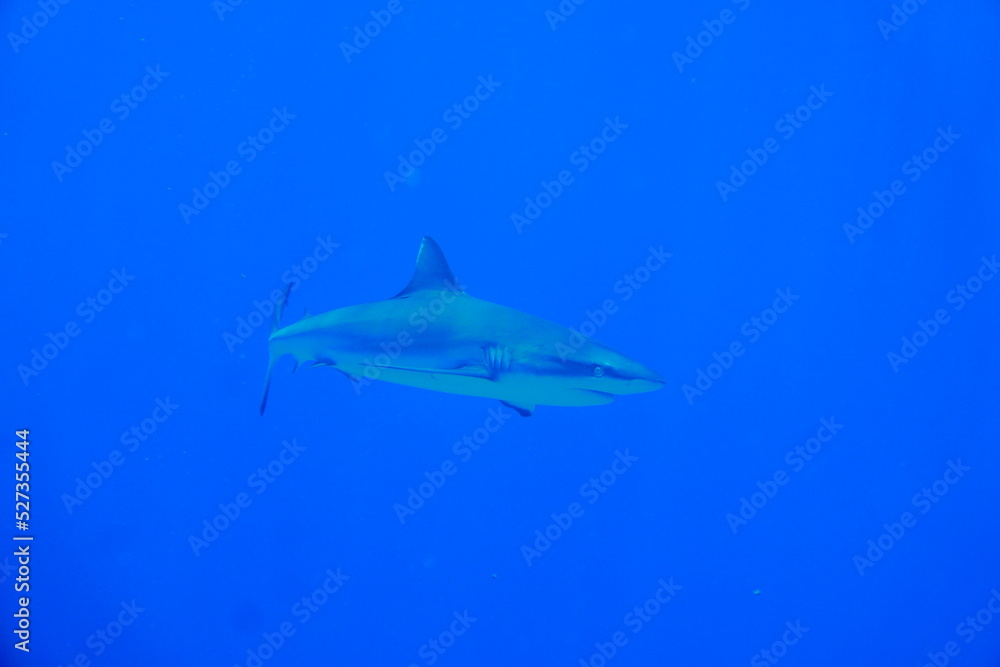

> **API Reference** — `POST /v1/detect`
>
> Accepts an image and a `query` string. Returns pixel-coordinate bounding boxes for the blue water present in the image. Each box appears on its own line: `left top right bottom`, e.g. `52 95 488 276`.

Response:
4 1 1000 665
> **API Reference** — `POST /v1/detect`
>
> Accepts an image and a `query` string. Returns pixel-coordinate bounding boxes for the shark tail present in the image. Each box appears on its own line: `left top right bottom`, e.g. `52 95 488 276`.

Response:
260 283 294 416
272 282 293 333
259 353 276 416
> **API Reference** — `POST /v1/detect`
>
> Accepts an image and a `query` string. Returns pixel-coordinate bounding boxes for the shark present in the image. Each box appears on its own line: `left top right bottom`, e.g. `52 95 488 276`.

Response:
260 237 664 416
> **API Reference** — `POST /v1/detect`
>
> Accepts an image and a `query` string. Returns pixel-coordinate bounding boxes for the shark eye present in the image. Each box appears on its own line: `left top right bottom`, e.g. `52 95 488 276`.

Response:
592 365 605 377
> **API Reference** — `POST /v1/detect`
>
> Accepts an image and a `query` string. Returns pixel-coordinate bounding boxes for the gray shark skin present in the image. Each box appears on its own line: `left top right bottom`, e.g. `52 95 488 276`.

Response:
260 237 664 416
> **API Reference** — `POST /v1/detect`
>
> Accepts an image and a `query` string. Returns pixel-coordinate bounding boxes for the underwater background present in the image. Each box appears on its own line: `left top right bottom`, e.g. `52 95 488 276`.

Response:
3 0 1000 665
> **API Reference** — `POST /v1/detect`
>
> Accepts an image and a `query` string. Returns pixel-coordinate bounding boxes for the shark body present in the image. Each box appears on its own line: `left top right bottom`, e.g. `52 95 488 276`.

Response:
260 237 664 416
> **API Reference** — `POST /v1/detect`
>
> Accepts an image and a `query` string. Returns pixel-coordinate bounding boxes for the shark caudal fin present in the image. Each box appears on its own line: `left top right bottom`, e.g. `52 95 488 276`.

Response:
272 282 293 333
259 354 275 415
259 283 294 416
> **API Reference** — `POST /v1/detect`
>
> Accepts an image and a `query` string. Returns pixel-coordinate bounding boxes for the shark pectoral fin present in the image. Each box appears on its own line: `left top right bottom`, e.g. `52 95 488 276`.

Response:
501 400 535 417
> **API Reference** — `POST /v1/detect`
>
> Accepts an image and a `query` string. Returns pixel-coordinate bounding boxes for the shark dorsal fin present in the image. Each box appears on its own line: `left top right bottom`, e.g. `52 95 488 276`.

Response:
393 237 465 298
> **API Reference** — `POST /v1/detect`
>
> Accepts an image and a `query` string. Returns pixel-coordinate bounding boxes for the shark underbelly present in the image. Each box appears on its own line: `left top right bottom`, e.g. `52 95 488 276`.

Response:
337 361 614 408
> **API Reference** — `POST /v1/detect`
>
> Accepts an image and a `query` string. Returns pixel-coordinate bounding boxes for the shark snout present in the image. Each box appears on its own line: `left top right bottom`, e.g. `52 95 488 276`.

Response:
627 366 665 393
611 359 665 394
